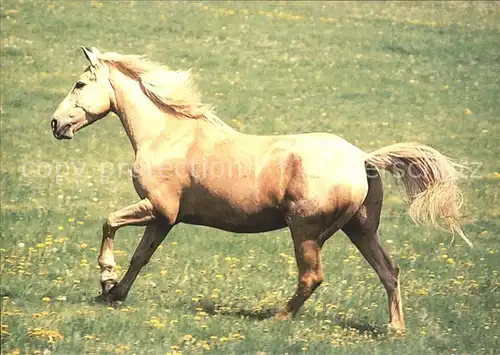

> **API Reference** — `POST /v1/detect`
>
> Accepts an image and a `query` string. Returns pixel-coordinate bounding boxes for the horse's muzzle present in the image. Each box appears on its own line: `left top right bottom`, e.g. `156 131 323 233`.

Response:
51 118 73 140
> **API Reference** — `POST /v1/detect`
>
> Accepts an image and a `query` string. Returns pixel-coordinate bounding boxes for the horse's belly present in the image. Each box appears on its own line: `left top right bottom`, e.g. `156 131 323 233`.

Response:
179 208 287 233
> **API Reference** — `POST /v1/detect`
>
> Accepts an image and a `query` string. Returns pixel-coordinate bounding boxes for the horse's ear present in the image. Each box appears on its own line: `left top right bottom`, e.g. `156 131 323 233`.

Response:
81 46 100 67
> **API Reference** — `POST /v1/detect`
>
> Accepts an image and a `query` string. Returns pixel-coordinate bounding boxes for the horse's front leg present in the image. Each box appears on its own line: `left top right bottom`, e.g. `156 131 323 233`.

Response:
98 199 156 296
106 222 172 302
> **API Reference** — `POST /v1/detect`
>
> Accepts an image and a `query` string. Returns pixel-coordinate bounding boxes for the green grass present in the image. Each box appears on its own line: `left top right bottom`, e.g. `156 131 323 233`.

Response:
1 1 499 354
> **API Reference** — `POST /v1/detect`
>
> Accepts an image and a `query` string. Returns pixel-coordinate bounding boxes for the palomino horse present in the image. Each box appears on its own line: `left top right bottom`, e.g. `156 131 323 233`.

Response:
51 47 472 332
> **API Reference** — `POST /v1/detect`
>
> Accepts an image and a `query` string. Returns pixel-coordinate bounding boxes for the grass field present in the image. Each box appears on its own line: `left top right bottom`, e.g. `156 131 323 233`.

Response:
1 1 499 354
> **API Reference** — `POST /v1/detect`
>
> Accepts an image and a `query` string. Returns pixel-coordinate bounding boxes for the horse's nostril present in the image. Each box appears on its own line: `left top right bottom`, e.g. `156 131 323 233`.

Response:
51 118 58 131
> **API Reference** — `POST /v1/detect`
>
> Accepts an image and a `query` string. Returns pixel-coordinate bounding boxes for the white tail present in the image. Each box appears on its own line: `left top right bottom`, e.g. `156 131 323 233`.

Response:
366 143 472 247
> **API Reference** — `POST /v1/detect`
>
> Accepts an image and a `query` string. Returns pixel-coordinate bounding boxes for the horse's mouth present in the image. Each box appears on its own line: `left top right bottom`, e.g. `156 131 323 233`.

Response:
53 120 87 140
53 123 74 140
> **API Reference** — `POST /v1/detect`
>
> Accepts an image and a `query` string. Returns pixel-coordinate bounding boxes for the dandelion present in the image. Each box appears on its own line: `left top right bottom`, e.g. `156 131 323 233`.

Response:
114 344 131 353
32 311 50 318
463 108 472 115
27 328 64 344
1 324 11 337
42 296 51 302
149 316 165 328
80 258 89 267
80 242 88 249
182 334 193 342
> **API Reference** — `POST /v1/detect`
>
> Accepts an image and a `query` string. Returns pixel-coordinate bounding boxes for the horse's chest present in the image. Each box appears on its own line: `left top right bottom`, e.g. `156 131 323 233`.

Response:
131 156 185 199
131 159 161 199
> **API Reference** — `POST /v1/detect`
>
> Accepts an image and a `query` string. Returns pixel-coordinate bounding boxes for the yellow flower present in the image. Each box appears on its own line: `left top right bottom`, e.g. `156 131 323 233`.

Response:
114 344 131 353
42 296 51 302
80 243 88 249
1 324 11 337
418 288 428 296
32 311 50 318
182 334 193 341
463 108 472 115
27 328 64 343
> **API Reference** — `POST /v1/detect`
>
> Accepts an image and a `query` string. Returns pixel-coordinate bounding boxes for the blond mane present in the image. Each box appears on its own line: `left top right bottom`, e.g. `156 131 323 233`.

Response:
98 52 230 129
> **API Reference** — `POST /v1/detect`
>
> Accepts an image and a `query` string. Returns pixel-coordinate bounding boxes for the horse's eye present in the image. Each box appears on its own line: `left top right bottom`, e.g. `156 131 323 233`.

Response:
75 81 86 89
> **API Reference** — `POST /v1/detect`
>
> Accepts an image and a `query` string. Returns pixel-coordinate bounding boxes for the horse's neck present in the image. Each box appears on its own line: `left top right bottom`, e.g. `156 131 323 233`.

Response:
109 68 237 155
110 69 170 153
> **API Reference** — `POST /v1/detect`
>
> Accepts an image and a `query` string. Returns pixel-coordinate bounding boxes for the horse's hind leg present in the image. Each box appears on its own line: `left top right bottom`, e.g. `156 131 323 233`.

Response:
275 233 324 320
275 207 358 320
341 169 405 332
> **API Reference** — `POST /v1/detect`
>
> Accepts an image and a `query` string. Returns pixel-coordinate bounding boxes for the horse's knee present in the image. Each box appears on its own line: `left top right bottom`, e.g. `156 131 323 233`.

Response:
103 213 118 234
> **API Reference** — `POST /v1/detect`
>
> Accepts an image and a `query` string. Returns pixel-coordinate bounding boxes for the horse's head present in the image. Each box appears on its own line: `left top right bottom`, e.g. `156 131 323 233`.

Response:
51 47 114 140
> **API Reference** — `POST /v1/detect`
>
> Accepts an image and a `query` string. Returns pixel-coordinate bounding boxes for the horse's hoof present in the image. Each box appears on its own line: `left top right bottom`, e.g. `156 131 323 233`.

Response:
94 293 111 304
388 323 406 336
100 279 118 294
274 311 292 321
95 292 125 305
